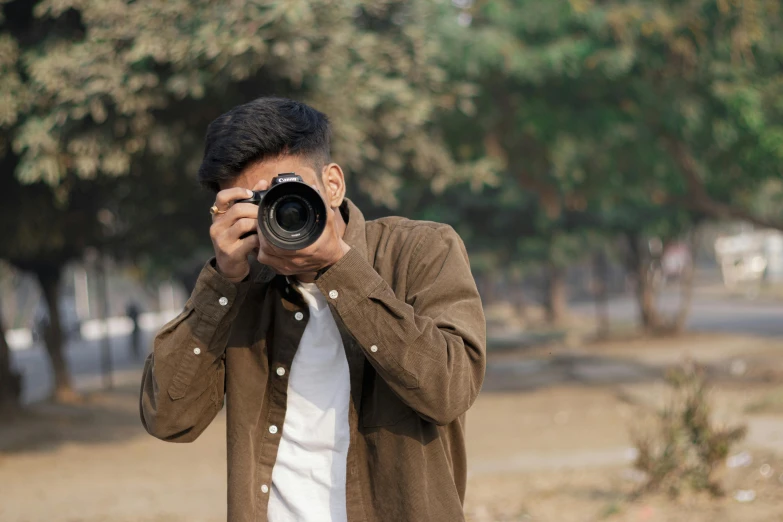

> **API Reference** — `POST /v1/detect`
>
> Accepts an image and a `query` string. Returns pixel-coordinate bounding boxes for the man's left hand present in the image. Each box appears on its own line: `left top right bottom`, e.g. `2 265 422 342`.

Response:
256 189 350 277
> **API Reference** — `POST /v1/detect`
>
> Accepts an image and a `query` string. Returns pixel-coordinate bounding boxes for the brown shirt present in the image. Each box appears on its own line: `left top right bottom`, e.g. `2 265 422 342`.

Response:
140 199 487 522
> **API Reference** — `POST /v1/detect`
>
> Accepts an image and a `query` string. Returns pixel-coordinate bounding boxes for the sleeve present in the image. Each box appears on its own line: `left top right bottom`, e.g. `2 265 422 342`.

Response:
315 225 486 426
139 259 253 442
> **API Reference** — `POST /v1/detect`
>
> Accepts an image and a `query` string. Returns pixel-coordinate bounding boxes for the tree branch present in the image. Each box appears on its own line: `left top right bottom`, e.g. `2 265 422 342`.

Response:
663 137 783 231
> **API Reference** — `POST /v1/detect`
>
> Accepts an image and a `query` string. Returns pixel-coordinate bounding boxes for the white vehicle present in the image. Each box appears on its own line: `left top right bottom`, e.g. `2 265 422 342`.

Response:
714 229 783 289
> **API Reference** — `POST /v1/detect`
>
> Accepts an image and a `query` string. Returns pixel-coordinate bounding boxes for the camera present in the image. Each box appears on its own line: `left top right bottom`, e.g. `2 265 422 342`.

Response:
234 173 327 250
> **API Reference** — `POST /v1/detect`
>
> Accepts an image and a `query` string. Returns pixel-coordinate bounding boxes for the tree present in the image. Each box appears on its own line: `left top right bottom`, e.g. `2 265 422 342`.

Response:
1 0 474 400
2 0 472 194
595 0 783 230
432 0 635 323
0 159 107 401
0 298 22 411
435 0 783 332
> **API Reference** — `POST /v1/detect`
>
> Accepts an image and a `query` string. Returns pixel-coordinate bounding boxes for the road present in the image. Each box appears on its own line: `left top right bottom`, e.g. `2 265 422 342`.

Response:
572 292 783 337
11 292 783 404
12 331 154 405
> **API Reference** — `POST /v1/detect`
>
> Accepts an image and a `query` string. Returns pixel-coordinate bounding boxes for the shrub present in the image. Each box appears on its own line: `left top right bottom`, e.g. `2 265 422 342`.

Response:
631 361 747 498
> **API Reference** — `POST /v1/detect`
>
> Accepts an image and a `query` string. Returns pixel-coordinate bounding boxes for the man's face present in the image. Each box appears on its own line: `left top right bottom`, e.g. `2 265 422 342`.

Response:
218 154 346 215
219 155 323 194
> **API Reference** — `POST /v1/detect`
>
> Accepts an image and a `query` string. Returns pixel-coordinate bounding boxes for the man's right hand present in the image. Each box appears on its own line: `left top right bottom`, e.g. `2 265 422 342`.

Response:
209 181 268 282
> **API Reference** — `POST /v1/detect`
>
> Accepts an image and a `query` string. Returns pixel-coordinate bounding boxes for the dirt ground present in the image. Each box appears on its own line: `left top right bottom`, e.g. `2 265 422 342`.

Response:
2 333 783 522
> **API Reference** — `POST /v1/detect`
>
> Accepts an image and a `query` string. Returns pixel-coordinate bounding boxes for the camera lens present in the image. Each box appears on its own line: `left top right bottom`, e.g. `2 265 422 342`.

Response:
259 178 327 250
276 198 308 232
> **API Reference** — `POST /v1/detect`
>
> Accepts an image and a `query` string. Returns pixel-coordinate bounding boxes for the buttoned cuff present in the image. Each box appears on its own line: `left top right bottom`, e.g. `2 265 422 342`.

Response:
314 247 384 315
191 259 253 325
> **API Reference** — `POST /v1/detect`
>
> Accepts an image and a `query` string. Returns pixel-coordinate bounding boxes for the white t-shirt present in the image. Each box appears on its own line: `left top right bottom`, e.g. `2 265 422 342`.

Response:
268 282 351 522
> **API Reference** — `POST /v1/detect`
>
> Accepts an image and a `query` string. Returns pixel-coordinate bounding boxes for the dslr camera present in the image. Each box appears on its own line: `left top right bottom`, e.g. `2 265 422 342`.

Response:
234 173 327 250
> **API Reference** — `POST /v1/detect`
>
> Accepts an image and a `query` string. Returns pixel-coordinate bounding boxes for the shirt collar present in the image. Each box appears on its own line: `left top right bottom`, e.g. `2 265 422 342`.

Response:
341 198 369 262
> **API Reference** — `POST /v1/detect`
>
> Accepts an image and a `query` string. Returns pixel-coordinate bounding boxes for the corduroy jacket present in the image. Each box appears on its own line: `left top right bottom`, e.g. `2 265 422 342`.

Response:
140 199 486 521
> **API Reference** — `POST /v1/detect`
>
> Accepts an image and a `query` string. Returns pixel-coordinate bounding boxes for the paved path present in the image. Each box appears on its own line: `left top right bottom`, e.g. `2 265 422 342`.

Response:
12 291 783 404
12 333 153 404
572 293 783 337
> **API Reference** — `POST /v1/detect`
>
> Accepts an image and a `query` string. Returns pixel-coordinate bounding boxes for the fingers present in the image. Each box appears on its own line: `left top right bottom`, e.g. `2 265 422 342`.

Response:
224 217 258 242
236 233 260 258
215 187 254 210
212 218 258 260
255 234 286 265
210 205 258 243
214 228 259 271
252 179 270 191
256 235 314 275
212 188 257 226
210 182 268 280
257 249 298 276
258 237 290 258
257 246 325 275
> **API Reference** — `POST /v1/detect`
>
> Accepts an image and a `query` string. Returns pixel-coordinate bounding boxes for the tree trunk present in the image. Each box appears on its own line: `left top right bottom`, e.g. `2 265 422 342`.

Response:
515 286 529 325
35 267 75 402
626 232 663 333
593 248 610 338
96 252 114 389
637 269 663 332
0 299 22 412
545 262 568 325
669 233 698 334
669 263 695 334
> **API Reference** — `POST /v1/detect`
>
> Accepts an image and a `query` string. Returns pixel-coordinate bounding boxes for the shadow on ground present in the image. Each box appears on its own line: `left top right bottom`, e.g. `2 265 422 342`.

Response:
482 352 664 393
3 334 781 457
0 382 149 456
482 348 783 393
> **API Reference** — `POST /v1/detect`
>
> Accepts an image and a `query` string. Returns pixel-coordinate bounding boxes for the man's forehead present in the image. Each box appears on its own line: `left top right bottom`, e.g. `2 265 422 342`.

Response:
222 157 318 189
246 156 316 176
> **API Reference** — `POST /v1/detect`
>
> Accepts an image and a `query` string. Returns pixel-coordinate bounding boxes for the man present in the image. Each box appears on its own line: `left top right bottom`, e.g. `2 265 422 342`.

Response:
140 97 486 522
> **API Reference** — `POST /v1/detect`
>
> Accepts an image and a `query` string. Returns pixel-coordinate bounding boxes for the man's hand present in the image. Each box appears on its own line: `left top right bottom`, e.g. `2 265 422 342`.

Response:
209 180 267 281
256 185 350 277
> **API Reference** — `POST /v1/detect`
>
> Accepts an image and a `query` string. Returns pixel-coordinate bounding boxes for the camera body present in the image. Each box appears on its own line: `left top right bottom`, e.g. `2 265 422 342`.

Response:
235 173 327 250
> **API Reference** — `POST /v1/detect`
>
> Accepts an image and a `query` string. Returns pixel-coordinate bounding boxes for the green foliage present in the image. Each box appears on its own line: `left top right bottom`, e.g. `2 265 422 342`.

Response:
0 0 481 204
2 0 783 300
632 361 747 498
0 0 781 394
420 0 783 327
444 0 783 231
0 160 105 272
0 0 489 285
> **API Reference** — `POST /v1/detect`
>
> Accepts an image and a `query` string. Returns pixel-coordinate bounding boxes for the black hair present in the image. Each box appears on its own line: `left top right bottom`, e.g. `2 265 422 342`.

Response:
197 97 332 192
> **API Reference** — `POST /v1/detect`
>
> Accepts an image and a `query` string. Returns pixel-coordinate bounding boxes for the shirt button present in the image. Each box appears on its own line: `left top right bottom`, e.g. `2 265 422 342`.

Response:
328 290 338 299
269 425 278 434
294 312 304 321
218 296 228 306
370 345 378 353
193 347 201 355
276 367 286 377
261 484 269 494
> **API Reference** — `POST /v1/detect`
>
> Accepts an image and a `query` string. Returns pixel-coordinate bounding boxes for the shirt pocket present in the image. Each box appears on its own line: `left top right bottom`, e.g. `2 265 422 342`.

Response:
361 370 415 428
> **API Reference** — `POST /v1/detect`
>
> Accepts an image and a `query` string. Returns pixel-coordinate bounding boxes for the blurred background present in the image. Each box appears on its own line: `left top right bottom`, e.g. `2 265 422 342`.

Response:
1 0 783 521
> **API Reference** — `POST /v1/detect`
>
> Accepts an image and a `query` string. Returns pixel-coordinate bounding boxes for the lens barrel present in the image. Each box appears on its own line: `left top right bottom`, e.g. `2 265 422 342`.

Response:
232 174 327 250
259 179 327 250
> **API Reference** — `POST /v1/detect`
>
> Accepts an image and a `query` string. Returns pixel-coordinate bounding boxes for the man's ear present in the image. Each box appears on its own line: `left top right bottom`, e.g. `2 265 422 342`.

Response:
321 163 346 208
